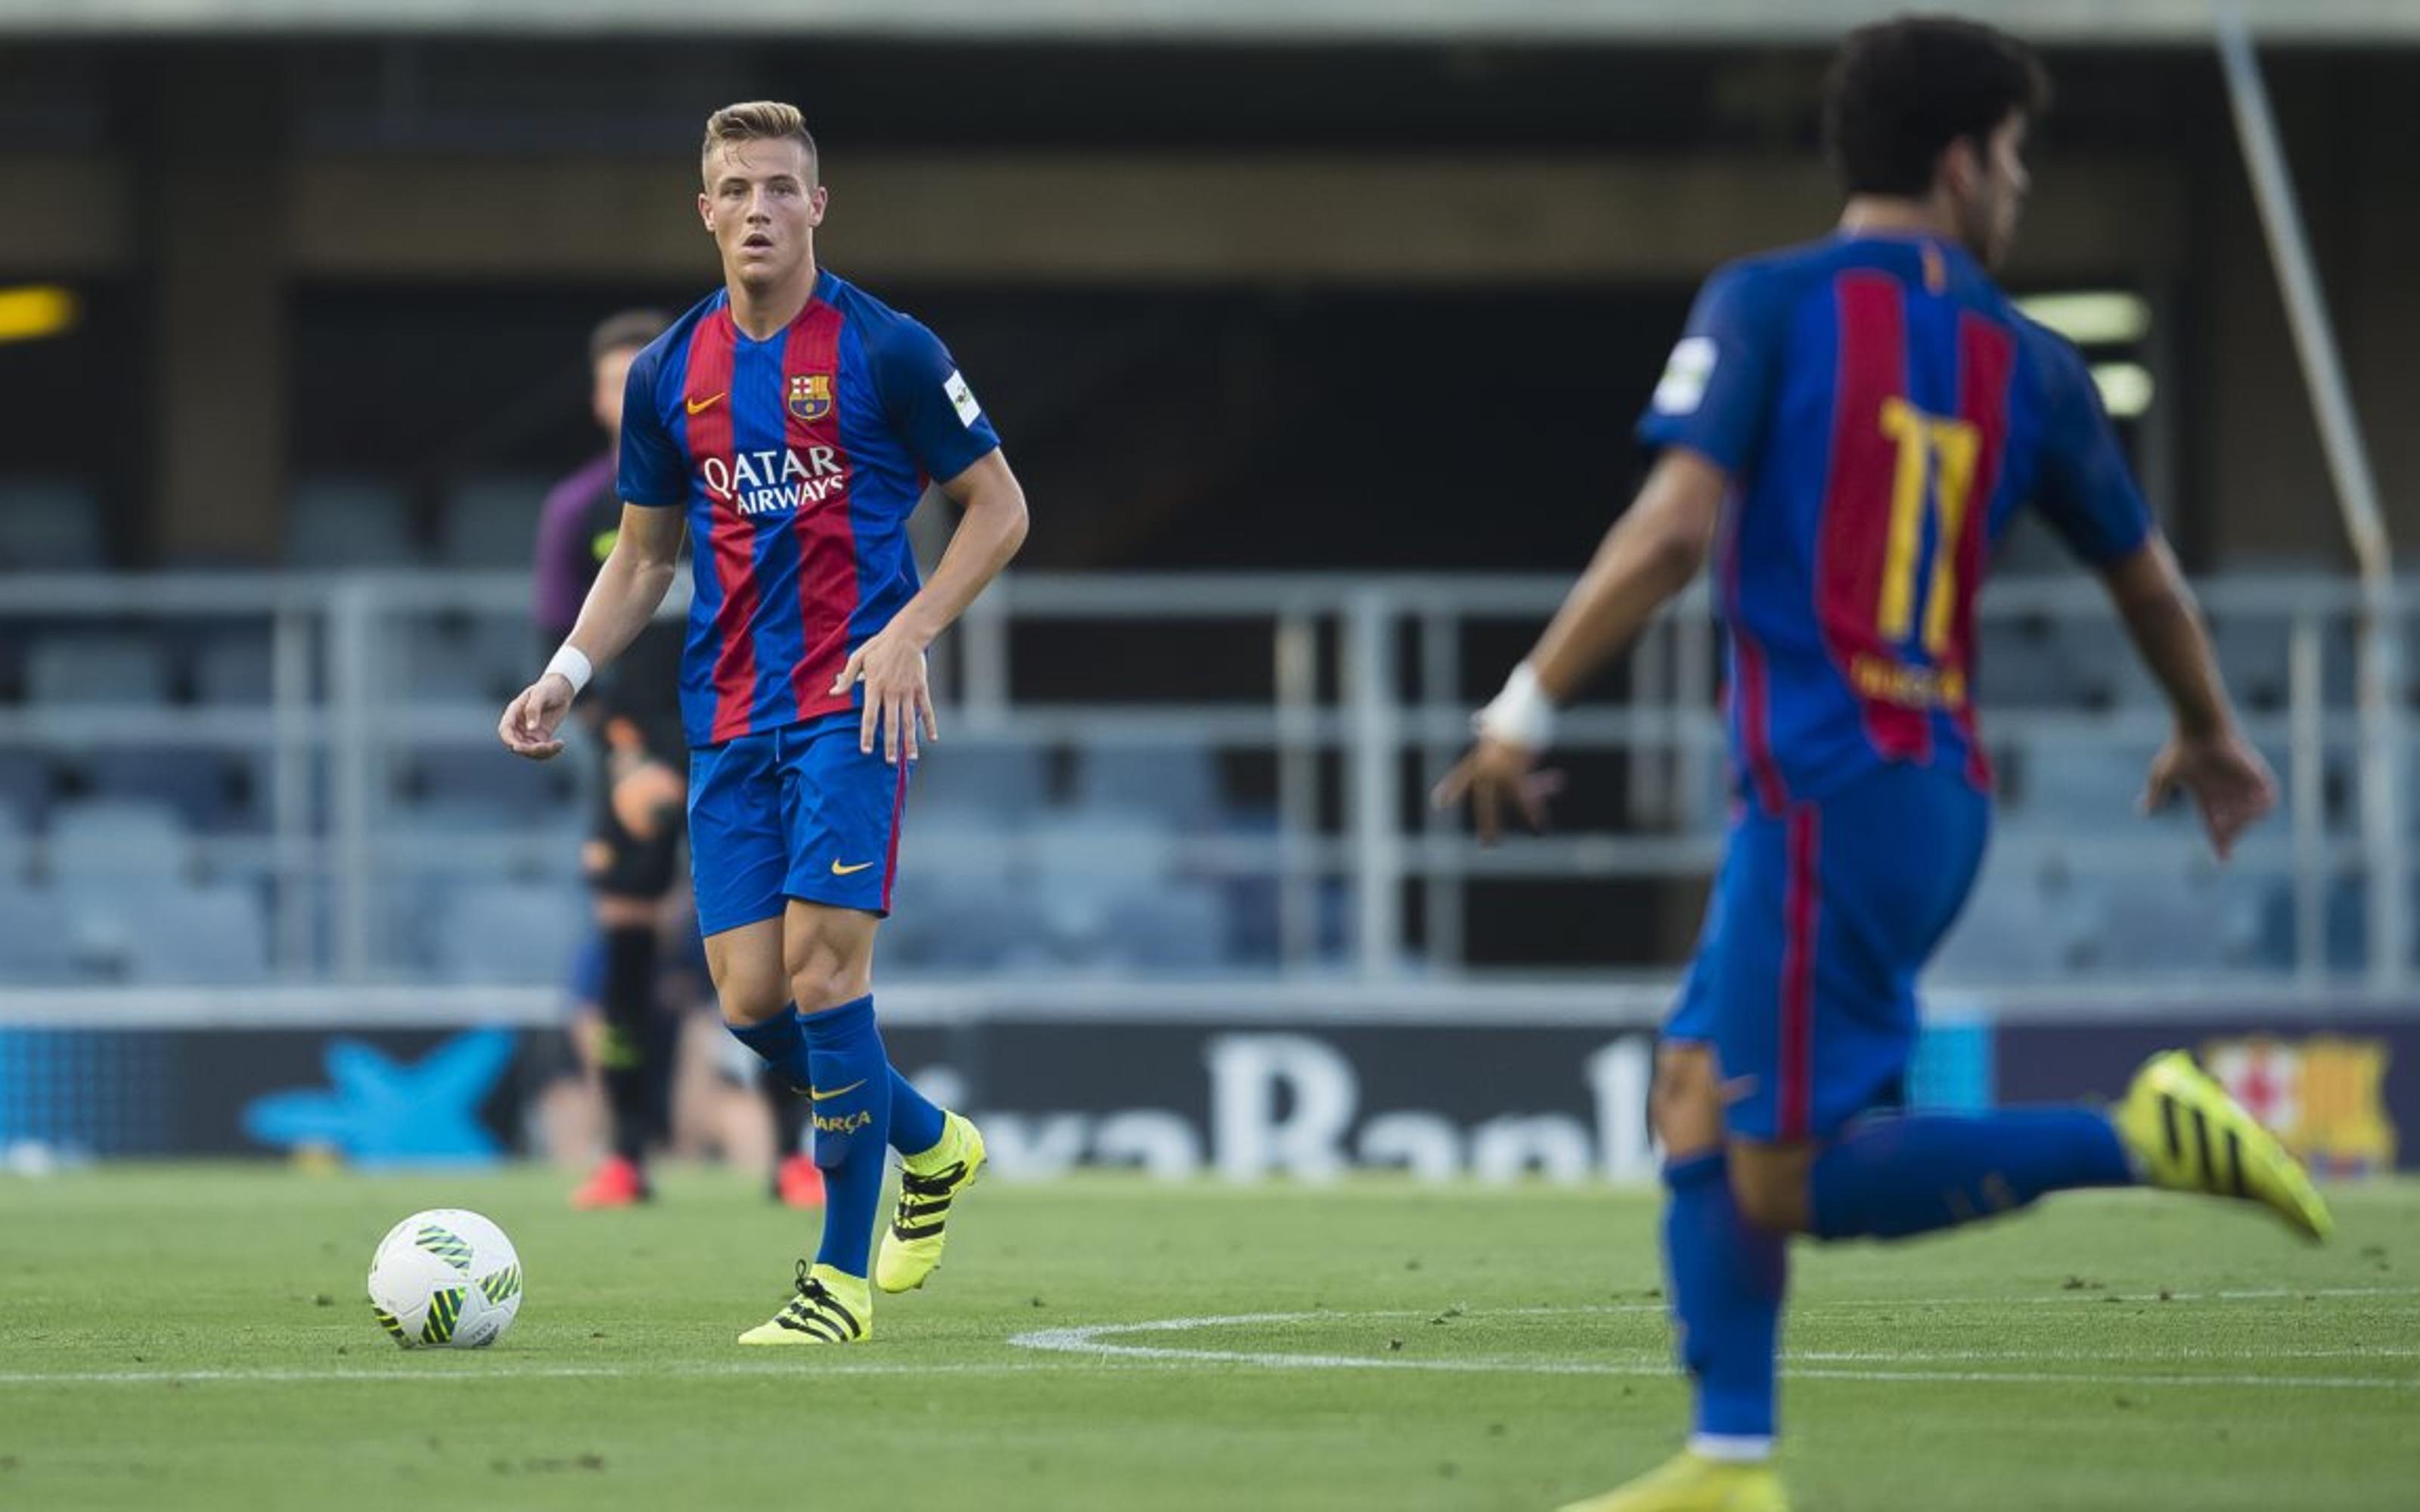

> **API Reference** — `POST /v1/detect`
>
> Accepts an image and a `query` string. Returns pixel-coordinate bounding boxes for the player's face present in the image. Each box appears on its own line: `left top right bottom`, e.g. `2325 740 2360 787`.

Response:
697 138 827 290
591 344 640 439
1958 113 2031 270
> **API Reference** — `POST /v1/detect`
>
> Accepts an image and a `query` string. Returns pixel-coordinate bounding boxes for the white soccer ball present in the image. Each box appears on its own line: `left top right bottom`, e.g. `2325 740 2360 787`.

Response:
366 1208 524 1349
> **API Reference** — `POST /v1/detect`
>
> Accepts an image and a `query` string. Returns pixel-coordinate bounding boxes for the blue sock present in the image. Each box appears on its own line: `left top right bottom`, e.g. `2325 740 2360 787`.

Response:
801 995 893 1278
726 1006 813 1092
886 1065 947 1158
1807 1108 2136 1241
1663 1151 1786 1454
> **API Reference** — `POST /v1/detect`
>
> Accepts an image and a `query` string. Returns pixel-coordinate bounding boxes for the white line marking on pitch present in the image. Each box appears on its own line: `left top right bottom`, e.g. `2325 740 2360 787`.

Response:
6 1293 2412 1390
1004 1311 2420 1392
0 1361 1081 1387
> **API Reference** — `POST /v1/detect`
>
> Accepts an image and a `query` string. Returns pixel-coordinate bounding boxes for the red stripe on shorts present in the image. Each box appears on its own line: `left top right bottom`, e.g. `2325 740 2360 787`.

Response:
1778 804 1822 1140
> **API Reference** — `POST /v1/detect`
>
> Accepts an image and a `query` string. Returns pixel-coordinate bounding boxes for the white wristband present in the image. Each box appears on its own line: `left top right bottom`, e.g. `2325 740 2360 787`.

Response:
1475 662 1556 751
544 644 594 698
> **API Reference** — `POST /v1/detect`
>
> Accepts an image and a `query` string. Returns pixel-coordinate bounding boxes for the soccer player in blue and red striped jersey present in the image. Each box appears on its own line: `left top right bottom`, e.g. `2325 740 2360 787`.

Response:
1440 19 2329 1510
501 101 1028 1346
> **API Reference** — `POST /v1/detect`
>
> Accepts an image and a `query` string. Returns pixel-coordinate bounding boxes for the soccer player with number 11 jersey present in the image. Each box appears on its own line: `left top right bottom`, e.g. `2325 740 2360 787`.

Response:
503 101 1028 1346
1441 18 2330 1511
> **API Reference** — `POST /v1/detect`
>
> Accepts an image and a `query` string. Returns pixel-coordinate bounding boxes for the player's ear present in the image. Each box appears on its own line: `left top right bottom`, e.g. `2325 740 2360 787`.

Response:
1938 135 1982 200
808 183 829 228
697 190 715 233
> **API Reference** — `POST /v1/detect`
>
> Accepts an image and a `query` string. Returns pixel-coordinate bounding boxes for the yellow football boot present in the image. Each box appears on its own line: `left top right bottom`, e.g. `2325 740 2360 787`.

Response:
2115 1050 2332 1241
737 1260 871 1346
1557 1452 1787 1512
875 1111 987 1294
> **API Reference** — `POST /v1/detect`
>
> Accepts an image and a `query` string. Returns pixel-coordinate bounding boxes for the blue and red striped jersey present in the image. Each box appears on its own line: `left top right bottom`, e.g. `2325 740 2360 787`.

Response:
617 271 1001 748
1637 233 2151 809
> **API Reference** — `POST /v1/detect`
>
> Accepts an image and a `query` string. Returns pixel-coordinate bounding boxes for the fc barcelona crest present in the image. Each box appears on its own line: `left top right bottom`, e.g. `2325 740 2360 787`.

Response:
788 373 834 423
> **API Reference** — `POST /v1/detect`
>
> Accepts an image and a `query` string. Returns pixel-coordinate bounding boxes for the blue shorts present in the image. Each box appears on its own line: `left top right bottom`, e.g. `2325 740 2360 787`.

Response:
687 714 913 937
1667 764 1989 1142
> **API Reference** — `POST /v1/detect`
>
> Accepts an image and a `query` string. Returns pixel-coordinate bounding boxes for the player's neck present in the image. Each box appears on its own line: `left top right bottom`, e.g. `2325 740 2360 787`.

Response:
1838 196 1962 250
727 256 821 340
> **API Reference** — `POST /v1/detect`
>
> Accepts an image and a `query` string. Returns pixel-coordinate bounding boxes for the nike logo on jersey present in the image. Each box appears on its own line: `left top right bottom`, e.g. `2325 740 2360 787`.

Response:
809 1080 867 1102
830 860 876 876
686 391 726 415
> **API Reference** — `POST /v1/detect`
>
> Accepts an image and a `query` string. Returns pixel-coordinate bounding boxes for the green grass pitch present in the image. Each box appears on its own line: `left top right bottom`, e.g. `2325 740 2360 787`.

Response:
2 1166 2415 1510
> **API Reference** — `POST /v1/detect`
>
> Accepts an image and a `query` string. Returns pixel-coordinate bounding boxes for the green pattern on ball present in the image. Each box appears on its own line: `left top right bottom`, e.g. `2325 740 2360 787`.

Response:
478 1264 522 1306
369 1302 409 1346
420 1286 463 1345
414 1224 474 1272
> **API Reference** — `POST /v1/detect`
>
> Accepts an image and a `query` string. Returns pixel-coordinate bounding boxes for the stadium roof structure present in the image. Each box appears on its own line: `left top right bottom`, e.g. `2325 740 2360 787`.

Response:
4 0 2417 43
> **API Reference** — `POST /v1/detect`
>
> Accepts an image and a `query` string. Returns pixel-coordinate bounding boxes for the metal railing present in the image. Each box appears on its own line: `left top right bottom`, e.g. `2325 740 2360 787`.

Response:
0 568 2408 990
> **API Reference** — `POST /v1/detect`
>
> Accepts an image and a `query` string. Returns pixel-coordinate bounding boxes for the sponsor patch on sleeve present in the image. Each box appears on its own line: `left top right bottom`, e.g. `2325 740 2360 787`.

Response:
943 369 982 428
1650 336 1717 417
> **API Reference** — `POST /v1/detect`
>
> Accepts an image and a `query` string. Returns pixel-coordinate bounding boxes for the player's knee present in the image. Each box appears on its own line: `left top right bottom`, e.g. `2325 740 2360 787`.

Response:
707 955 788 1027
787 966 867 1015
1651 1043 1723 1156
783 938 868 1014
1727 1143 1815 1234
716 987 788 1030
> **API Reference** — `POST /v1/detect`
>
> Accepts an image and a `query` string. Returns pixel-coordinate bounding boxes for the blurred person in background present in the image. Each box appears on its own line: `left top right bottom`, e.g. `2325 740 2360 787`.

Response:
1440 16 2325 1511
502 101 1028 1346
532 308 821 1210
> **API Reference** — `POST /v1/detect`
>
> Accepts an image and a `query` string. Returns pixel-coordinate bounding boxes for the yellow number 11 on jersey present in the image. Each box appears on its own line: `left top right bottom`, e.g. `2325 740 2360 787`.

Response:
1876 396 1981 657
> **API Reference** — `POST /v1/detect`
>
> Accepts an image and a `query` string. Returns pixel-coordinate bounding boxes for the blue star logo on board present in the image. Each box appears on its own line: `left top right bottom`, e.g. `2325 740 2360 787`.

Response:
788 372 833 422
240 1029 516 1167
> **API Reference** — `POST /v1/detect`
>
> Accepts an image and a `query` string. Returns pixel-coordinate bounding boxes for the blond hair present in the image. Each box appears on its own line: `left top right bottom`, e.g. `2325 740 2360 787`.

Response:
701 101 819 184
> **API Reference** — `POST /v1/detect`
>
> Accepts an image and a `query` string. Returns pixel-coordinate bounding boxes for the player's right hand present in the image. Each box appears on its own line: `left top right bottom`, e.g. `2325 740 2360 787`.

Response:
498 674 575 761
1432 736 1565 846
2143 727 2276 862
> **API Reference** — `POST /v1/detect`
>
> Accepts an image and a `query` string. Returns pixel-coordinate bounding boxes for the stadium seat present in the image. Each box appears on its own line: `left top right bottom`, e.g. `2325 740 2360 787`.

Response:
1931 861 2087 981
121 882 273 984
82 747 244 832
400 747 579 816
1972 621 2075 708
428 881 587 983
2009 746 2168 829
0 885 77 981
45 798 194 882
1072 744 1222 826
193 630 279 706
912 740 1051 820
1103 880 1230 970
285 478 420 568
1025 808 1181 953
0 751 54 827
0 479 107 571
2069 868 2266 974
886 813 1029 968
438 476 553 569
2207 613 2292 712
396 619 510 702
0 804 32 886
24 634 172 706
2047 617 2161 708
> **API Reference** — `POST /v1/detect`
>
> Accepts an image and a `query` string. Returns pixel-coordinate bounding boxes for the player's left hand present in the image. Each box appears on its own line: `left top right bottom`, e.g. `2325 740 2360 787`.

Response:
2143 728 2277 862
832 632 937 765
1432 737 1564 845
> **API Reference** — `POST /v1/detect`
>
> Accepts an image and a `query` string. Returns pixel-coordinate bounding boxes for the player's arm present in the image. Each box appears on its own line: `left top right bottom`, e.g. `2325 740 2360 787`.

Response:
839 317 1028 765
2034 331 2275 860
500 503 685 761
2099 536 2274 860
1433 453 1727 841
832 450 1029 764
1440 264 1771 842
